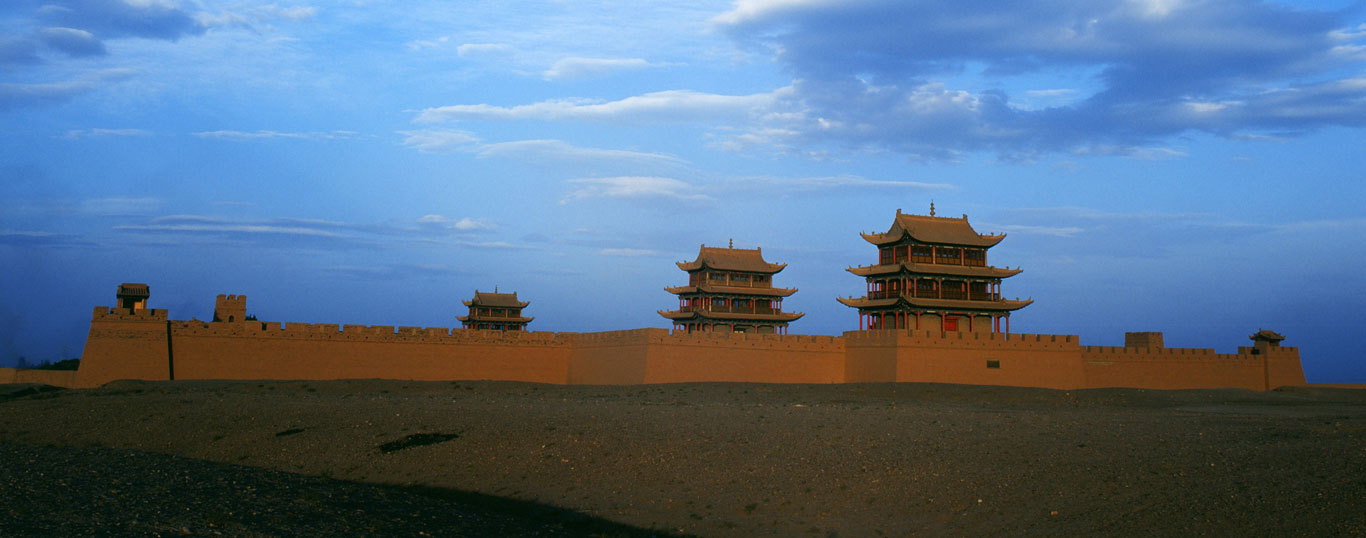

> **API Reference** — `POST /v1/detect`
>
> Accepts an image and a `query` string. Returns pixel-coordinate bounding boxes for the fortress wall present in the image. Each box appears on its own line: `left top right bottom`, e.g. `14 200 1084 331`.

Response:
1080 345 1306 390
881 331 1087 389
567 329 656 384
0 368 79 388
843 331 900 382
76 308 172 388
69 299 1309 391
640 331 845 384
168 321 572 383
1257 346 1309 388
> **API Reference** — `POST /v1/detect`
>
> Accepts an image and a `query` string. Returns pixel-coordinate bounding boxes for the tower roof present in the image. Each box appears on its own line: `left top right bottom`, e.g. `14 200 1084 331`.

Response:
117 283 149 298
677 244 787 273
462 290 529 308
861 209 1005 247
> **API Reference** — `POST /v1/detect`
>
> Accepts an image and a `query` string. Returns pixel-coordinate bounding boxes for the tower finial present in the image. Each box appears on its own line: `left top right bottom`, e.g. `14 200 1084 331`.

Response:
930 201 936 217
729 238 733 248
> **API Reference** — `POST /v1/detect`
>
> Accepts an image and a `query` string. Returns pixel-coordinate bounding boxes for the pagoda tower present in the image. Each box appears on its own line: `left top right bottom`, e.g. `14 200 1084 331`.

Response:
659 242 803 334
838 207 1031 333
458 289 533 331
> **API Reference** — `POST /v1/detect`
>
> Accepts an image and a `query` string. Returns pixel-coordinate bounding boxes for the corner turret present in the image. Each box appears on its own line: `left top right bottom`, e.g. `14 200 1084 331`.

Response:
214 294 247 323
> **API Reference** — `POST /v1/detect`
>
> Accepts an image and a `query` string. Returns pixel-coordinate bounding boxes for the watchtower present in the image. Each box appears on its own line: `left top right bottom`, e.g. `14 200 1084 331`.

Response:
458 290 533 331
214 294 247 323
116 283 150 312
839 207 1031 333
659 241 803 334
1249 329 1286 354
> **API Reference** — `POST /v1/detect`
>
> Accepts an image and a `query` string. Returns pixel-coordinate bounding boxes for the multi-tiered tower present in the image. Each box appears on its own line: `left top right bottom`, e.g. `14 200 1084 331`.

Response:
659 242 803 334
459 290 533 331
838 207 1031 333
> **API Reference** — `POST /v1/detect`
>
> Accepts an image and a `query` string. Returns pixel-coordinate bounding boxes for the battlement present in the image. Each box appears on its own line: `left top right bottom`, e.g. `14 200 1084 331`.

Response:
171 319 575 346
845 329 1080 350
657 329 844 351
92 306 168 322
1084 343 1301 362
1084 345 1224 359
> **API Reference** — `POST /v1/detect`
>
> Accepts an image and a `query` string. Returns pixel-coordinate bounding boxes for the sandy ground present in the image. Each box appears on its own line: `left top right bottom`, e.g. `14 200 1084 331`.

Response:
2 380 1364 537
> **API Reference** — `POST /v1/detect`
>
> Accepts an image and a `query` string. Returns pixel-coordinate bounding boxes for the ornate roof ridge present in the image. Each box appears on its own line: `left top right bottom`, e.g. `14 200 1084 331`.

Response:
676 242 787 273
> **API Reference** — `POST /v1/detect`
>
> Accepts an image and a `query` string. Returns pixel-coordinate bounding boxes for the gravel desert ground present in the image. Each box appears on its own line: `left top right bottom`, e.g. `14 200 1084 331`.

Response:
2 380 1364 537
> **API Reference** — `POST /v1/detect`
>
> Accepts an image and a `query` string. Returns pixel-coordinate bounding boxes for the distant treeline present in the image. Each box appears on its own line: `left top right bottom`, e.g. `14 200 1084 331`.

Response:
12 358 80 371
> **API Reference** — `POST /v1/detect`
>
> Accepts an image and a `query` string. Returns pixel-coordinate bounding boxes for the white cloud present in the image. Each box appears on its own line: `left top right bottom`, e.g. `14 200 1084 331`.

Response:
599 247 667 257
198 4 316 28
194 130 356 141
456 43 513 57
62 128 151 139
1025 89 1077 99
561 176 712 204
262 6 317 21
736 174 956 193
81 197 162 216
398 129 480 153
417 215 496 232
0 68 136 110
543 57 653 80
398 132 689 170
407 36 451 51
707 0 1366 159
116 215 352 238
453 217 495 231
993 224 1086 238
474 139 687 166
711 0 840 26
414 88 786 124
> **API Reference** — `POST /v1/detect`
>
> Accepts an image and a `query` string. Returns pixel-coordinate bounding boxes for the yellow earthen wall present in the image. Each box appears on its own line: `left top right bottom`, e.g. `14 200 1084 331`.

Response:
169 321 572 384
0 367 79 388
73 308 1308 391
846 330 1087 389
75 307 172 388
640 331 845 384
567 329 653 384
1082 345 1306 390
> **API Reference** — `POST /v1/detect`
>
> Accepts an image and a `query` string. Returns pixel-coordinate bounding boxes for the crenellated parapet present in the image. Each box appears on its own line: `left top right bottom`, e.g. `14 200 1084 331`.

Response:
92 306 168 322
1082 343 1300 362
171 319 577 346
846 329 1080 351
658 328 844 352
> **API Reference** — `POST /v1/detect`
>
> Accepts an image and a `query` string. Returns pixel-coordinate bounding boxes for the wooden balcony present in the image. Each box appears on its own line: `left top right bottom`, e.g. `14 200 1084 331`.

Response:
678 304 781 315
867 290 1001 302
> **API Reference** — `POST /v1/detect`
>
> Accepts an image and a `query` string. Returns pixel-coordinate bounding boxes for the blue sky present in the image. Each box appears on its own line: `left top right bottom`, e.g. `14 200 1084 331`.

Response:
2 0 1363 382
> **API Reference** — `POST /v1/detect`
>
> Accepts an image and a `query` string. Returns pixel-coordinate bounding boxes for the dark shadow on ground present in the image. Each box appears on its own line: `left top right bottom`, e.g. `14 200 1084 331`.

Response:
0 442 691 537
